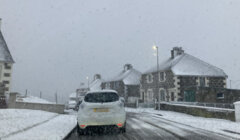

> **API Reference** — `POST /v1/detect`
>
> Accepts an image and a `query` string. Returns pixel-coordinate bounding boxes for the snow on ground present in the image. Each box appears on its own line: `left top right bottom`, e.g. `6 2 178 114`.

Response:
3 115 77 140
16 96 55 104
0 109 77 140
126 107 240 139
0 109 57 138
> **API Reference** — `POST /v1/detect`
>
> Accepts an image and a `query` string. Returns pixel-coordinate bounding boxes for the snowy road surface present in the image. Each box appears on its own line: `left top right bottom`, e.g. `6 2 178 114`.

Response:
65 112 235 140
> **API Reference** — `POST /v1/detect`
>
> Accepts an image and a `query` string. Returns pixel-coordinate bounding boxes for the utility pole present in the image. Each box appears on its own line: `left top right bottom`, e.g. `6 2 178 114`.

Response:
230 80 232 89
86 76 89 91
40 91 42 98
153 45 160 110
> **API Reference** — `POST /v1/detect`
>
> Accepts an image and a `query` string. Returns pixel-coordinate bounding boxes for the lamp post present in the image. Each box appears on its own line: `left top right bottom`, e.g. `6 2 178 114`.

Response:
153 45 160 110
86 76 89 91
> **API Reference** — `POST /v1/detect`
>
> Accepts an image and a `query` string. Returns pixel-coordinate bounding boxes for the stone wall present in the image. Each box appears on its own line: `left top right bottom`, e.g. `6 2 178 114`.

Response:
196 87 240 104
8 92 65 114
13 102 65 114
208 77 226 88
158 102 235 121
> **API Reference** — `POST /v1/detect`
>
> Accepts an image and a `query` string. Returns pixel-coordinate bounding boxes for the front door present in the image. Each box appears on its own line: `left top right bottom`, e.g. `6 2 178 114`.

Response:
184 90 195 102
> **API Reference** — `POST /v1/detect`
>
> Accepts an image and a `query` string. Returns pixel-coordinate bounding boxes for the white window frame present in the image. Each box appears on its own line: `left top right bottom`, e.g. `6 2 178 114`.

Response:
106 82 110 89
140 90 144 100
199 77 206 87
159 72 166 82
159 88 166 101
217 93 224 99
146 74 153 83
147 89 153 102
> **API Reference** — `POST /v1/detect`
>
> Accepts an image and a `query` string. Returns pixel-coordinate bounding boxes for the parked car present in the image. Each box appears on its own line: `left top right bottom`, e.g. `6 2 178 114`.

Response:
77 90 126 135
67 100 76 109
74 100 82 111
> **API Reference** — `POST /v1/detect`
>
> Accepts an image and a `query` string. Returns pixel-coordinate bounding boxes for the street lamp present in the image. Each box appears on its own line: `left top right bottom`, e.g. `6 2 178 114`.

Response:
152 45 160 110
86 76 89 90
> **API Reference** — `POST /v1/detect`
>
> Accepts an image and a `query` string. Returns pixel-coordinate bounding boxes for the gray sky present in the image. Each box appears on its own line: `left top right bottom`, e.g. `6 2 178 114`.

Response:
1 0 240 103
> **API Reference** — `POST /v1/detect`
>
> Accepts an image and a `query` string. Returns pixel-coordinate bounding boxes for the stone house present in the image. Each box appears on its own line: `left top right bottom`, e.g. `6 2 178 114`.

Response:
101 64 142 103
140 47 227 103
0 19 14 95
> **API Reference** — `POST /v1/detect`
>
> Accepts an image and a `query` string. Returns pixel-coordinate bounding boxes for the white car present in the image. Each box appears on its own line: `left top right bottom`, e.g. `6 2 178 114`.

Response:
77 90 126 134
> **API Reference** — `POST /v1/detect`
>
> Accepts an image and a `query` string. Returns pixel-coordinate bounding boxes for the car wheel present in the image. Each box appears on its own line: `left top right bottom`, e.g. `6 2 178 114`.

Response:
119 122 126 133
77 123 86 135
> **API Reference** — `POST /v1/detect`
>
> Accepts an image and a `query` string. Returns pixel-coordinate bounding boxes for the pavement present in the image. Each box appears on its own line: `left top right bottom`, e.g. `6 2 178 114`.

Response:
65 112 235 140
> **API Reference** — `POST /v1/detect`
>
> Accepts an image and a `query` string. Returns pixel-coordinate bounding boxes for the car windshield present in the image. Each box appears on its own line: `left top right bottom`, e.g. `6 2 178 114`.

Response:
84 92 119 103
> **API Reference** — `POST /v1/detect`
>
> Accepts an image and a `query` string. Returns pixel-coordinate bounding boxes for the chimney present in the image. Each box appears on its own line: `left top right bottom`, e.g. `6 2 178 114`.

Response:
124 64 133 71
171 47 184 59
93 74 101 80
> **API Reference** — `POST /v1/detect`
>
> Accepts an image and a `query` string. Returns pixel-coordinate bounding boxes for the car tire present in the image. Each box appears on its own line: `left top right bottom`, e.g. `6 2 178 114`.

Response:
77 123 86 135
119 122 126 133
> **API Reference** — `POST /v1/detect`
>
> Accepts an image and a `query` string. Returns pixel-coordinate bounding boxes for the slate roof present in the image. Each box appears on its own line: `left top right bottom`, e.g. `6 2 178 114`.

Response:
144 53 227 77
0 31 14 63
104 68 142 85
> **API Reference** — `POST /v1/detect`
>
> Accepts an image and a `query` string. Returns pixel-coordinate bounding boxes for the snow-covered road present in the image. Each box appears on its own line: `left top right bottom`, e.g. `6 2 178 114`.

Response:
65 108 240 140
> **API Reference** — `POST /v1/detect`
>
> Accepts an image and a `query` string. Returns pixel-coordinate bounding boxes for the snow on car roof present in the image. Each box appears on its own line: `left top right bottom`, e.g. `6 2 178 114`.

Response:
144 53 227 77
86 89 117 94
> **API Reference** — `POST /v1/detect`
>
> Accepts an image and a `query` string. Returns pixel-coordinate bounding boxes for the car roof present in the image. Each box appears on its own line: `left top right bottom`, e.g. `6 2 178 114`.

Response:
86 89 118 95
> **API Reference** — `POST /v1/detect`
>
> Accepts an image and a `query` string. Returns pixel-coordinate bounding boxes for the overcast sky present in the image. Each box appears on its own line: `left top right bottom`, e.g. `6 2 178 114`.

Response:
1 0 240 103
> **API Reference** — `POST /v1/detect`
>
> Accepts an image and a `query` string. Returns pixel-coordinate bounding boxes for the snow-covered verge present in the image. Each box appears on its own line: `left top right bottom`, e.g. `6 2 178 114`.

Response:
16 96 55 104
126 107 240 139
0 109 77 140
3 115 77 140
0 109 57 138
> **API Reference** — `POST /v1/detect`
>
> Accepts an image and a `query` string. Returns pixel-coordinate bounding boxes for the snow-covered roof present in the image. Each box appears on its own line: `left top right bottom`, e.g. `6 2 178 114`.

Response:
0 31 14 63
89 79 103 91
144 53 227 77
104 68 142 85
68 100 76 105
69 92 76 98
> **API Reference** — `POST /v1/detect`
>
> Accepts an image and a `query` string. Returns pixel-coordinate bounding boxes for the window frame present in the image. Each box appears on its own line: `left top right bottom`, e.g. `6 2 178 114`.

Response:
146 74 153 83
159 71 166 82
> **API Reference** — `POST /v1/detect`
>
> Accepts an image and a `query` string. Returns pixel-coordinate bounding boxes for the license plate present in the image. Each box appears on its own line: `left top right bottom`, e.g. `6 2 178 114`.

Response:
93 108 109 112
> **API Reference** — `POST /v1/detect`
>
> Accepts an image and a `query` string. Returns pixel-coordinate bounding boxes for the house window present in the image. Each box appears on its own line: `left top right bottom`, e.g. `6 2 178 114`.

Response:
4 63 11 70
140 90 144 100
147 89 153 102
171 92 175 101
217 93 224 99
146 74 153 83
4 73 10 77
106 82 110 89
159 72 165 82
3 81 9 85
199 77 205 87
160 89 165 101
5 87 9 91
115 82 120 89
